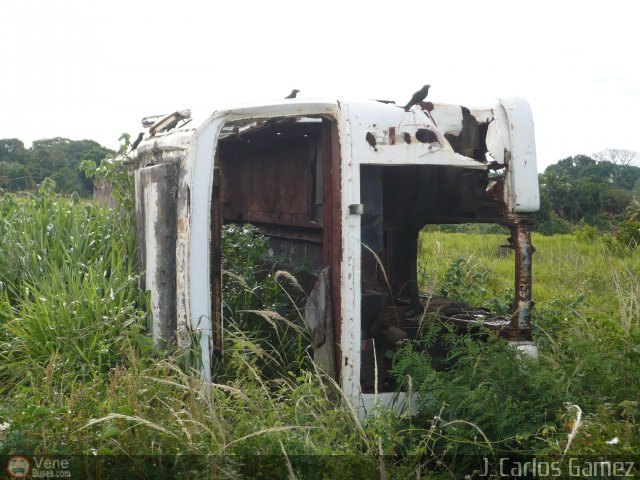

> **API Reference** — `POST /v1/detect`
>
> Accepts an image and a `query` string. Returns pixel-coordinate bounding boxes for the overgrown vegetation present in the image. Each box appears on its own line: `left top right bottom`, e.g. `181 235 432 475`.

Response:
0 183 147 389
0 188 412 478
1 165 639 477
406 231 640 470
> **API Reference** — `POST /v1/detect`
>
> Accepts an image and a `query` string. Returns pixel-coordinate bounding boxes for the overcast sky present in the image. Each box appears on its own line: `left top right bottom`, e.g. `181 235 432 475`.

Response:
2 0 639 171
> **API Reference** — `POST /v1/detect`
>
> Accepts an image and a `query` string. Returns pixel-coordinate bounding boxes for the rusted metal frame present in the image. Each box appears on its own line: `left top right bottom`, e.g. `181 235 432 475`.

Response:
321 118 342 379
211 166 223 358
507 213 535 338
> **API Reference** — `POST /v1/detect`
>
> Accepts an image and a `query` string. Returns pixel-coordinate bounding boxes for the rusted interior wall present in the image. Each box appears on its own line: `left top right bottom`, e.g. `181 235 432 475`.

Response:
218 124 326 286
221 138 317 227
216 119 342 377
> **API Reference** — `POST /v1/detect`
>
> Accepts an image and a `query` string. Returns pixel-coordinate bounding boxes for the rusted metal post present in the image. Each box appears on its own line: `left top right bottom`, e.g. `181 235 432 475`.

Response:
507 214 535 339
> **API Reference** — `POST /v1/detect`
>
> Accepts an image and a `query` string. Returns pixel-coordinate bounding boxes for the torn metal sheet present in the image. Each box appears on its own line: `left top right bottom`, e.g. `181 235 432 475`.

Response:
149 110 192 136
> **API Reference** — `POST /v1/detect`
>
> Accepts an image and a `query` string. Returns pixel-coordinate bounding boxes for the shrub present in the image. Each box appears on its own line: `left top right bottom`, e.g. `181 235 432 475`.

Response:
392 325 566 463
575 224 599 242
536 211 572 235
614 221 640 249
438 256 511 314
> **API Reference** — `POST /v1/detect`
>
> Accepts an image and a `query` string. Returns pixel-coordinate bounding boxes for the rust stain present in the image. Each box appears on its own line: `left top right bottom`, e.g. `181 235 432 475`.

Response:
507 214 535 340
325 119 342 379
419 101 434 112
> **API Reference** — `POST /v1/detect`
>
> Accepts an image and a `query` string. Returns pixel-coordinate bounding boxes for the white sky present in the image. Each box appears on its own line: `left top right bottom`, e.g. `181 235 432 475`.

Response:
2 0 639 171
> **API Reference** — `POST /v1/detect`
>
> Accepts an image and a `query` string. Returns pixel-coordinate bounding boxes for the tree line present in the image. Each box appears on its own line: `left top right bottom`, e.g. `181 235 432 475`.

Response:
0 138 113 197
537 151 640 234
1 137 638 233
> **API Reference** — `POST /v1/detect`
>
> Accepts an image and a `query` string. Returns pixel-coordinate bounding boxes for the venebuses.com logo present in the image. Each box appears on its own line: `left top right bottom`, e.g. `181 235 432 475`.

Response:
6 456 30 479
5 456 71 478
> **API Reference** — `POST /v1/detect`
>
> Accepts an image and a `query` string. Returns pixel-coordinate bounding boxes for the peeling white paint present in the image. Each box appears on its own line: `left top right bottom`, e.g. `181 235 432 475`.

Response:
429 104 463 135
143 181 162 339
345 101 484 169
469 108 494 125
498 98 540 212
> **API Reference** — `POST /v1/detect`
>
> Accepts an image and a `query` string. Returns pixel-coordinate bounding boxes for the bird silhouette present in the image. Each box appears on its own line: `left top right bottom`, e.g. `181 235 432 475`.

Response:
285 89 300 99
130 132 144 151
404 85 430 110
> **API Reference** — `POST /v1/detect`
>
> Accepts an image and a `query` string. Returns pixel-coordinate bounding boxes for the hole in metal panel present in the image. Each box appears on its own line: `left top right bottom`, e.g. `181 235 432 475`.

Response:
415 128 437 144
365 132 377 151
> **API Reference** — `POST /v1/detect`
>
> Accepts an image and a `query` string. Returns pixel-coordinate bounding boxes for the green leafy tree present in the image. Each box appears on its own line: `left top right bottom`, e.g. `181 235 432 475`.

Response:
537 154 640 232
0 137 113 196
0 139 30 189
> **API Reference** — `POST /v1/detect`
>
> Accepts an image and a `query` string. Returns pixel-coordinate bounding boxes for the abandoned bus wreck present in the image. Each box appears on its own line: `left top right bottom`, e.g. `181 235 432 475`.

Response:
130 96 539 416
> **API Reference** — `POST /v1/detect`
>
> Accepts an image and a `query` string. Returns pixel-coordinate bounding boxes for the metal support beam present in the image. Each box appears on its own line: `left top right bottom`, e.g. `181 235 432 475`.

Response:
507 214 535 339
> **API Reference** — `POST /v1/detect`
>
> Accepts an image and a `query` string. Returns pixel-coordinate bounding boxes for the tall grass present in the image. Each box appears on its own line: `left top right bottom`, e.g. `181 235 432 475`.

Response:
0 189 149 387
0 190 420 478
612 266 640 334
419 230 640 322
1 187 639 477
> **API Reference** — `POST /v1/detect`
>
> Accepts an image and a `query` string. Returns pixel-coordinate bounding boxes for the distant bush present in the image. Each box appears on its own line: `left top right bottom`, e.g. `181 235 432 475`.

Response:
574 224 599 242
536 210 573 235
0 137 114 196
615 220 640 249
438 256 511 314
603 220 640 253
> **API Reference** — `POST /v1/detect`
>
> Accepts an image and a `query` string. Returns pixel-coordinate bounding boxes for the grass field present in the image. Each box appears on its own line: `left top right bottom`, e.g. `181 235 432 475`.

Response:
419 230 640 323
0 191 638 478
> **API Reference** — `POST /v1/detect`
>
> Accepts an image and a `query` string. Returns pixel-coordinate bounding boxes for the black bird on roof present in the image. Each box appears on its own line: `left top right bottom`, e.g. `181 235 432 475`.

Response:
285 89 300 99
404 85 430 110
130 132 144 151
